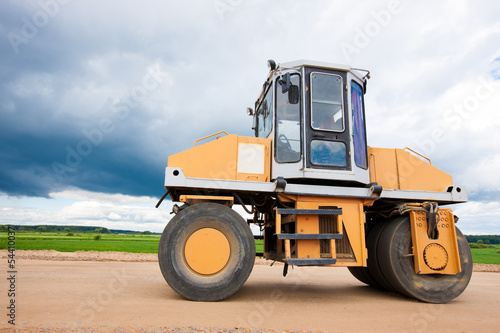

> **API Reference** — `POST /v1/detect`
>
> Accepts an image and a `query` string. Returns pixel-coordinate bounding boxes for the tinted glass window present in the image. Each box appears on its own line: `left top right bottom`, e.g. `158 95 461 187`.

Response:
351 81 367 169
256 85 273 138
310 140 346 166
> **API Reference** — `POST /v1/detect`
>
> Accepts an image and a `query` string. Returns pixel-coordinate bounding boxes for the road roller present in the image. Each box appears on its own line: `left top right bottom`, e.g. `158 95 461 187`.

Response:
156 59 472 303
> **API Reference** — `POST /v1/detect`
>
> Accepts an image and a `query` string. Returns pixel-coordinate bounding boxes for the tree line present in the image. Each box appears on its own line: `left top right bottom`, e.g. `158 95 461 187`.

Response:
0 225 156 235
465 235 500 245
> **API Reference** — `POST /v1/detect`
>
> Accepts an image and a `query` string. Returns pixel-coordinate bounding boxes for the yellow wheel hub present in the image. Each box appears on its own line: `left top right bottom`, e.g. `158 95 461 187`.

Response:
424 243 448 271
184 228 230 275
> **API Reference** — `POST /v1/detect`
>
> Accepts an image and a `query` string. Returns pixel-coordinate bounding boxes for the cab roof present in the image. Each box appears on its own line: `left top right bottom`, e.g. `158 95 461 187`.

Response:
279 59 352 72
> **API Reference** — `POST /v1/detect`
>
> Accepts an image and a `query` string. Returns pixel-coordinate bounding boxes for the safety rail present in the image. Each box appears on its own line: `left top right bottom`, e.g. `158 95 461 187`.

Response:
369 152 377 183
404 147 432 165
193 131 229 147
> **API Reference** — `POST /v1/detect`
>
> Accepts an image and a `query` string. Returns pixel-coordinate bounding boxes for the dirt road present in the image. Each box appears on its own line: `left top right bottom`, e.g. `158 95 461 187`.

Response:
1 255 499 332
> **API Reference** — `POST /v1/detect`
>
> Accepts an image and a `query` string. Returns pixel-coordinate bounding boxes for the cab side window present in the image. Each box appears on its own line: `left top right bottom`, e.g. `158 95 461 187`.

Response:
351 81 368 169
276 74 301 163
256 85 273 138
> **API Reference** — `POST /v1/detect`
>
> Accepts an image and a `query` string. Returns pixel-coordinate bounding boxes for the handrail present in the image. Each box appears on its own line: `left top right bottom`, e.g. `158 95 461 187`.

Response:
404 147 432 165
193 131 229 147
369 152 377 182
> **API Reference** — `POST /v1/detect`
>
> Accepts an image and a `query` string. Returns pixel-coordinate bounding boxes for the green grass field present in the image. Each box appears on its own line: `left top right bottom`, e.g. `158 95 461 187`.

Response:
1 233 498 265
0 232 161 253
470 245 500 265
1 232 266 255
255 239 263 254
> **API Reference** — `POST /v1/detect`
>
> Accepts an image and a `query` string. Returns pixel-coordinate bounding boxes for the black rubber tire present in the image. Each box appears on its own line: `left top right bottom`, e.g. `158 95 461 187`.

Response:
377 216 473 303
348 266 381 287
347 220 383 288
366 222 395 291
158 202 255 301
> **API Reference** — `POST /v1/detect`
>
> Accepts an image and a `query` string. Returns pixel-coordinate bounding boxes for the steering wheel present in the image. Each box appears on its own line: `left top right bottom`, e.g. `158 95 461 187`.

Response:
278 134 292 149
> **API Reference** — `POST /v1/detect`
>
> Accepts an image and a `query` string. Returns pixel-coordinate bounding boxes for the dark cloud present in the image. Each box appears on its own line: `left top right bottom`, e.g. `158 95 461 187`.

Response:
0 1 215 198
0 20 163 198
0 92 167 197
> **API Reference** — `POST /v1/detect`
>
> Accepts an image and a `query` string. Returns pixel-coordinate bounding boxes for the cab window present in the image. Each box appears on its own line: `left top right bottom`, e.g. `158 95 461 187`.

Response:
351 81 368 169
276 74 301 163
310 73 344 132
256 84 273 138
310 140 346 167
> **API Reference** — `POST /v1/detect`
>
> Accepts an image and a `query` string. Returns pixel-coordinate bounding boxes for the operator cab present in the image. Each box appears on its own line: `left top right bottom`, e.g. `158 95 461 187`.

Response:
252 60 371 185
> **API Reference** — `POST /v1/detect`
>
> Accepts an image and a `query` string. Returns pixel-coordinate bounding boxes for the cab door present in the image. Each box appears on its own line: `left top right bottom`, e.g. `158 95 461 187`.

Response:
304 68 351 171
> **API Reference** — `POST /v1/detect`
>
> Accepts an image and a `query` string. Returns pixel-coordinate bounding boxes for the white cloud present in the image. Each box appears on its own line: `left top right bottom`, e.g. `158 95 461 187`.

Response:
50 188 155 205
454 201 500 234
458 155 500 194
0 190 172 232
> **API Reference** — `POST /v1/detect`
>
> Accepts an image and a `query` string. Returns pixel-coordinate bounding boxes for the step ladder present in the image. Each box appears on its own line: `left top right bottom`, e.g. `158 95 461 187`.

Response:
276 208 343 265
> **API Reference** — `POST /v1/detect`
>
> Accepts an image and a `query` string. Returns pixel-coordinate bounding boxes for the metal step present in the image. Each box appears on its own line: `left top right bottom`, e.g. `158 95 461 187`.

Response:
286 258 337 265
277 233 343 240
277 208 342 215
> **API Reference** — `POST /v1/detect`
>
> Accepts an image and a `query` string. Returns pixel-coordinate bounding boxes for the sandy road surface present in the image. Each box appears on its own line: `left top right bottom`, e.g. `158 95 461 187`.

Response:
0 253 499 332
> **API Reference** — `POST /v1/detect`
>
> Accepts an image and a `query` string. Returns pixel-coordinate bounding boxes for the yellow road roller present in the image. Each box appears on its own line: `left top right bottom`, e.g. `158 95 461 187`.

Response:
156 59 472 303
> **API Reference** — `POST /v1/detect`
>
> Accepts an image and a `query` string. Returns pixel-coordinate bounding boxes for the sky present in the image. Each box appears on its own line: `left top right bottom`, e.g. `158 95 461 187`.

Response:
0 0 499 234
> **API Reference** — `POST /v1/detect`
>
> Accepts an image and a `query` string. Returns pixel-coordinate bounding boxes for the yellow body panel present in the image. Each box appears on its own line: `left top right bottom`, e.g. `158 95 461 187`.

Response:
410 209 461 275
168 134 271 182
368 147 453 191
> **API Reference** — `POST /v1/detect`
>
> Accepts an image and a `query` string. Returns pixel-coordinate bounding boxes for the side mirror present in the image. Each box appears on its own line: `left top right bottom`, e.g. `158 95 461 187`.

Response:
280 73 299 104
281 72 291 93
288 84 299 104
